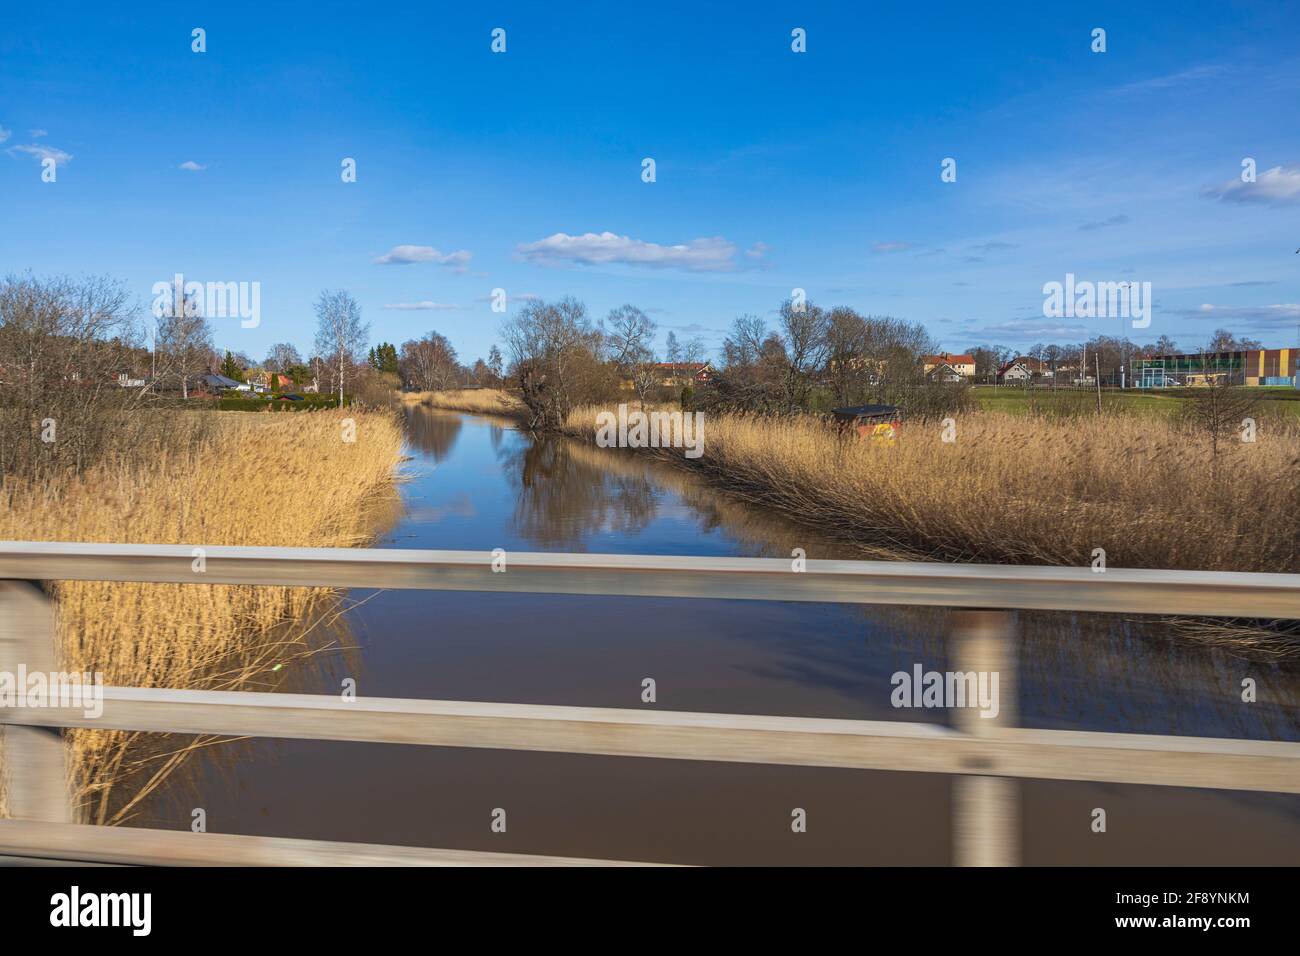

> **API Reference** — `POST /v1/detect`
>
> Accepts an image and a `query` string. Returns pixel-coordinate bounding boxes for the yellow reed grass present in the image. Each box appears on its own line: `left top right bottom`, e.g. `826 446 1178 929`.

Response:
561 404 1300 574
0 407 403 822
403 388 524 416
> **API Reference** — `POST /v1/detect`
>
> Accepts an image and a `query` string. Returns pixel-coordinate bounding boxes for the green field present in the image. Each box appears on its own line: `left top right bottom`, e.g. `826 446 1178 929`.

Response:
972 385 1300 417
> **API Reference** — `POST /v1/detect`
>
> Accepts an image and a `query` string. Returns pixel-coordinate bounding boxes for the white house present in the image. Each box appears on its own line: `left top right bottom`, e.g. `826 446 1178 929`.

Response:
996 361 1031 383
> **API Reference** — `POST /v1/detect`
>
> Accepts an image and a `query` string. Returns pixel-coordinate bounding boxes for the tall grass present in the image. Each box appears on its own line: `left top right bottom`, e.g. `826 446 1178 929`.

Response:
1 407 403 822
560 404 1300 574
403 388 524 416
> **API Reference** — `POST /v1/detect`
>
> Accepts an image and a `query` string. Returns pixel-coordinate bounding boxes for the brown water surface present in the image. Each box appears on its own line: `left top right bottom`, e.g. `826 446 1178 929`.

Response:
136 407 1300 864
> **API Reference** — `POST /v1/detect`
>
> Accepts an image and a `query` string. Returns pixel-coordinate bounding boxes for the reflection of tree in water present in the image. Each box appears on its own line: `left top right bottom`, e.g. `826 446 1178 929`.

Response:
500 435 659 548
402 407 463 463
508 431 1300 746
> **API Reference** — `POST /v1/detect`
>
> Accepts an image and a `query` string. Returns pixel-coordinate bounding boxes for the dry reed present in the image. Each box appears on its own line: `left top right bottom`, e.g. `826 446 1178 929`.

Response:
557 402 1300 574
0 407 403 822
403 388 524 416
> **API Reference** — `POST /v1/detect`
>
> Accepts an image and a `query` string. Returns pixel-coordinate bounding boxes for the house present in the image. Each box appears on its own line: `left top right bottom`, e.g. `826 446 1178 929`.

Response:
250 371 294 392
995 361 1031 383
654 362 712 386
115 373 147 388
197 373 251 394
926 362 964 383
921 353 975 378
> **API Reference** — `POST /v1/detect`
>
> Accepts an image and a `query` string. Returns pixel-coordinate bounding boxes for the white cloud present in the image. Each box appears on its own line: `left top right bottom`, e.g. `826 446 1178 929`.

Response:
515 232 738 272
1205 164 1300 206
178 160 206 171
1110 64 1226 96
474 292 541 303
381 301 467 311
29 129 47 138
7 144 72 166
1078 214 1130 231
373 245 473 270
1183 302 1300 328
966 319 1091 338
870 241 912 254
0 127 10 144
745 241 770 259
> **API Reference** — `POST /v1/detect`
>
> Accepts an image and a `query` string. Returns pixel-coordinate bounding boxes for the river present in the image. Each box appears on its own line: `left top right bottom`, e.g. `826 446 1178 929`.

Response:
137 405 1300 864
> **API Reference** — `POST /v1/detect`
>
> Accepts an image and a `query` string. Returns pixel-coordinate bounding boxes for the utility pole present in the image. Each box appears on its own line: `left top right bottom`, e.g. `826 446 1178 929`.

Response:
1095 354 1103 413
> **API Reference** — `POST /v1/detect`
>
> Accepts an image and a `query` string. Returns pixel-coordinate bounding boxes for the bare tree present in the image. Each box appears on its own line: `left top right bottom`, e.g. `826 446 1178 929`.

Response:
1182 380 1260 469
602 305 658 404
0 273 148 478
502 297 609 429
721 314 766 369
778 298 830 407
313 290 368 403
155 307 213 399
824 307 869 404
604 305 654 365
399 332 461 391
265 342 303 373
664 331 681 366
682 337 708 366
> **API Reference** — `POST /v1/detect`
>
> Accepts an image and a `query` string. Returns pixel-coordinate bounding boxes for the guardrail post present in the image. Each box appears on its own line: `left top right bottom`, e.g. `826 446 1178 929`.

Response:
951 609 1018 866
0 581 72 823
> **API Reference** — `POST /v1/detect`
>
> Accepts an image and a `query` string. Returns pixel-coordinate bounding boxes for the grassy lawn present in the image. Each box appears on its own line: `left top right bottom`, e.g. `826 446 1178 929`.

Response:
972 385 1300 417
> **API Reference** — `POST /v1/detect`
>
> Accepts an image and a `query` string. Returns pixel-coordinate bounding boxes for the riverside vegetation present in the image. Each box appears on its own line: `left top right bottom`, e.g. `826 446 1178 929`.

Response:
412 387 1300 574
1 408 403 821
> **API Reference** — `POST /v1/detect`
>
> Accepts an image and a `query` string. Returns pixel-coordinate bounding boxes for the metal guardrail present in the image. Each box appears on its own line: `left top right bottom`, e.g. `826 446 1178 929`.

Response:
1 542 1299 867
3 541 1300 616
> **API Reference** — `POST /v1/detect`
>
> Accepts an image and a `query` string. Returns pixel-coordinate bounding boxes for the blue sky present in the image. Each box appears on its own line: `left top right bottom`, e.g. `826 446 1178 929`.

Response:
2 1 1298 365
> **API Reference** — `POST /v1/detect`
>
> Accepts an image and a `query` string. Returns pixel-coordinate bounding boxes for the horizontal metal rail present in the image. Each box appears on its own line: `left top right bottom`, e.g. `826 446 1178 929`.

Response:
0 820 665 867
3 541 1299 618
4 687 1298 794
3 541 1299 866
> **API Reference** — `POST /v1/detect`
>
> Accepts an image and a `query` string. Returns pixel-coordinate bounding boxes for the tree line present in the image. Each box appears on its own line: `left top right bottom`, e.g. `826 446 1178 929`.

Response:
500 294 969 429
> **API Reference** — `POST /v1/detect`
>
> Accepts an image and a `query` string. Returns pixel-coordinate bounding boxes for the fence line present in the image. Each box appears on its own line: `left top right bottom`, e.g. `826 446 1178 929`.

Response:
1 541 1298 617
5 684 1298 793
1 541 1298 866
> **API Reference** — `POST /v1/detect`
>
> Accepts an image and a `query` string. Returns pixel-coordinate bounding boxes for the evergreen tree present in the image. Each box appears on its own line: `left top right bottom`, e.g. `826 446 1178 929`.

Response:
371 341 399 375
219 351 243 380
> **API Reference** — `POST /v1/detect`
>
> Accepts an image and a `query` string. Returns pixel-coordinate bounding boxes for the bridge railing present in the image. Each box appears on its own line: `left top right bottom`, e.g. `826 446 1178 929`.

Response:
1 541 1298 866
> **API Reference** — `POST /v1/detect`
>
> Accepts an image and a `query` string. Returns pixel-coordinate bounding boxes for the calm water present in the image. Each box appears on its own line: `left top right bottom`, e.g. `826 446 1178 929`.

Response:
138 407 1300 864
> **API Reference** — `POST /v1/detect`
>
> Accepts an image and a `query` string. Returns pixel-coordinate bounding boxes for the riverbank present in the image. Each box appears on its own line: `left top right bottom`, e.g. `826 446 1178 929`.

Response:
1 407 404 822
401 389 522 416
575 406 1299 575
409 388 1300 574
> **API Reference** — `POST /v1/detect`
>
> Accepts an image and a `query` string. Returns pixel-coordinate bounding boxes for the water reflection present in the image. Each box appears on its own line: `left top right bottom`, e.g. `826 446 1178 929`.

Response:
402 405 463 462
480 411 1300 742
139 406 1300 863
502 436 660 548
